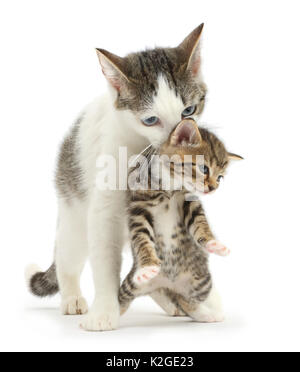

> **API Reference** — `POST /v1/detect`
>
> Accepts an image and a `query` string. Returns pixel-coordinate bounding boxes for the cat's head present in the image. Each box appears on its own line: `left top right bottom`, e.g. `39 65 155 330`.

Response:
159 119 243 195
96 25 206 146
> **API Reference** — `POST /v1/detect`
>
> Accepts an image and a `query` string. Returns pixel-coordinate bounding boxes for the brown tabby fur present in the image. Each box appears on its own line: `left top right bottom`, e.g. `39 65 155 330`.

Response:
119 121 241 317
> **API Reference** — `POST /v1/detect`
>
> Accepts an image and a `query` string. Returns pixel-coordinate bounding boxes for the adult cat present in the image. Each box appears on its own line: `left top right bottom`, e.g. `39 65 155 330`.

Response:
26 24 210 331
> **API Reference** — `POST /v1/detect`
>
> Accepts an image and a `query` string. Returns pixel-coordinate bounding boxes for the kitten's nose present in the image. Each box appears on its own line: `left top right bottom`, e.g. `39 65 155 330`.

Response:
208 185 215 192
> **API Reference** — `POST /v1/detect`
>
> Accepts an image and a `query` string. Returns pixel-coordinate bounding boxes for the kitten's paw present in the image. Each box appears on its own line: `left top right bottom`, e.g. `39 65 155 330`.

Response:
192 306 225 323
161 303 186 317
205 240 230 257
120 303 130 316
80 302 120 332
172 308 187 317
133 265 160 286
195 313 225 323
61 296 88 315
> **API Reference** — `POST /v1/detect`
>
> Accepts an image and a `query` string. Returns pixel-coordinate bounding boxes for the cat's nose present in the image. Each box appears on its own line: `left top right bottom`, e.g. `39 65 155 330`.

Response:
208 185 215 192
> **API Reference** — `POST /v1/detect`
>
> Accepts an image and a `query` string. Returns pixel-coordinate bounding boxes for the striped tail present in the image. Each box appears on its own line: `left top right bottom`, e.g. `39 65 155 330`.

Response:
25 263 59 297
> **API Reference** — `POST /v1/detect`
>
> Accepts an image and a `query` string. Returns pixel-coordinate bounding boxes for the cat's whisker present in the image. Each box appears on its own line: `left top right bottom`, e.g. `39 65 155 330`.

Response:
129 144 154 168
136 145 156 184
128 144 157 191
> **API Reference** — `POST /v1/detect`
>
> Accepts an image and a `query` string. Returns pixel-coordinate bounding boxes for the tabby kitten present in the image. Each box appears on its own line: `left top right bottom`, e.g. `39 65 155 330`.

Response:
119 120 242 322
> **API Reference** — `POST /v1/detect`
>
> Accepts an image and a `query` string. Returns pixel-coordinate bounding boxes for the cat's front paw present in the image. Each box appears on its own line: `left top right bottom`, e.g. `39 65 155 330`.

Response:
205 240 230 257
80 301 120 332
61 296 88 315
133 265 160 286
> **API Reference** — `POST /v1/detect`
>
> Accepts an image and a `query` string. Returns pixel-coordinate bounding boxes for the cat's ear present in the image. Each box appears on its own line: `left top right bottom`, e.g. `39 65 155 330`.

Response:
96 48 130 92
178 24 204 76
170 120 202 147
228 153 244 161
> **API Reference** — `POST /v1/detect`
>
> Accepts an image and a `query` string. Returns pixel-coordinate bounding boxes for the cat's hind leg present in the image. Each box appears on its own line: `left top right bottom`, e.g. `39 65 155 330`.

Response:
56 199 89 315
119 271 143 315
119 268 159 315
178 287 225 323
119 277 135 316
151 289 186 317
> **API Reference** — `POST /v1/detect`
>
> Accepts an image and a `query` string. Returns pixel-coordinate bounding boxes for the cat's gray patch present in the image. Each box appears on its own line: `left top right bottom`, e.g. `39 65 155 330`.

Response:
116 48 206 112
30 263 59 297
55 116 86 202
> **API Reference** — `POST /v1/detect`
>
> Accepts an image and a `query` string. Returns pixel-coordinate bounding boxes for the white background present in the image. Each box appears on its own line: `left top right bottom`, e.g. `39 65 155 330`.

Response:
1 0 299 352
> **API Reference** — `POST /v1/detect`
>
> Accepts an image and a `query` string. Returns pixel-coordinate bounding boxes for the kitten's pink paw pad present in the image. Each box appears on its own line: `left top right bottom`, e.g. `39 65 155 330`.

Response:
133 266 160 286
205 240 230 257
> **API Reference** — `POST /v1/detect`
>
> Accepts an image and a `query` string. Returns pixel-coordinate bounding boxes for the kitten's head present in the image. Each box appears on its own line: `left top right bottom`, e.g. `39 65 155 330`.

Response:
96 25 206 146
159 119 243 194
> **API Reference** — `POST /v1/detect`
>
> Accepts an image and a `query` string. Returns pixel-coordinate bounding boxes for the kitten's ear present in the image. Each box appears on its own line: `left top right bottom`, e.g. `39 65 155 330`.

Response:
170 120 202 147
178 24 204 76
228 153 244 161
96 48 130 92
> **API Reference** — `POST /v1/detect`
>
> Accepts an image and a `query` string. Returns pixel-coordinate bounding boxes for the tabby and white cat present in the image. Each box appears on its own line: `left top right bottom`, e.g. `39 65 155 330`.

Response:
26 25 219 331
119 120 242 320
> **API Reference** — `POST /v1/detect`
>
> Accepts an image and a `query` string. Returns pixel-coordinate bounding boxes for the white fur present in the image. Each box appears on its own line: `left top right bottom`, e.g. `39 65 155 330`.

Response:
61 296 88 315
188 287 225 323
55 76 186 331
139 75 185 147
151 291 186 317
55 198 89 316
151 195 183 253
151 287 224 322
53 65 212 331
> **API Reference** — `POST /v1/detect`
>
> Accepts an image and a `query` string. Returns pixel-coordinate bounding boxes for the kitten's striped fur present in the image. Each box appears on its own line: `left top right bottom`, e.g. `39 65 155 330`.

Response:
119 121 240 320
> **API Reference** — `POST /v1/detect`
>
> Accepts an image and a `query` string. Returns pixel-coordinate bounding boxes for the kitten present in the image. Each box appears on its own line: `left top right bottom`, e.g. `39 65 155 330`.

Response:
119 120 242 321
25 25 213 331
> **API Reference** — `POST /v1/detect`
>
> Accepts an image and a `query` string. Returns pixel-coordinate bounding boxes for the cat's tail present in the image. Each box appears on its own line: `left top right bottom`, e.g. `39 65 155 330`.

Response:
25 263 59 297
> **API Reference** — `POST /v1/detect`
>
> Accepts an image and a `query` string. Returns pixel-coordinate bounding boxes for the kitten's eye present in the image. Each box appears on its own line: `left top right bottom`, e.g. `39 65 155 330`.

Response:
199 165 209 175
217 175 224 182
182 105 197 118
142 117 159 126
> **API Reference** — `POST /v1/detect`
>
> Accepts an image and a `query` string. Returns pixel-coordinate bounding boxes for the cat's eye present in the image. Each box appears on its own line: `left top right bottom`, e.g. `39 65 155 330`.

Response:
199 165 209 175
217 175 224 182
142 116 159 126
182 105 197 118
